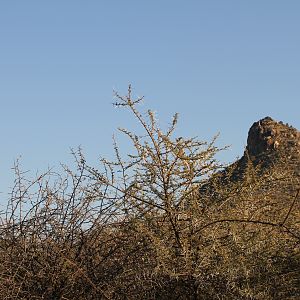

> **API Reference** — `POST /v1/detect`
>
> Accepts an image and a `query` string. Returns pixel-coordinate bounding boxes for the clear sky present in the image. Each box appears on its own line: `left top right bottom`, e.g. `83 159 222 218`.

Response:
0 1 299 196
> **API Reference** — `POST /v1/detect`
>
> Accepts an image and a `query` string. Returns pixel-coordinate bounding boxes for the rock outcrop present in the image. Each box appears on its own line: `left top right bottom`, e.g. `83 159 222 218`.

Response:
230 116 300 177
245 116 300 164
200 116 300 195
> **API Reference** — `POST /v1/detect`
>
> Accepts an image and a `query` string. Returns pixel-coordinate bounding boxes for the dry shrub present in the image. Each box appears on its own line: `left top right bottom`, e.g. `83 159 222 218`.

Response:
0 86 299 299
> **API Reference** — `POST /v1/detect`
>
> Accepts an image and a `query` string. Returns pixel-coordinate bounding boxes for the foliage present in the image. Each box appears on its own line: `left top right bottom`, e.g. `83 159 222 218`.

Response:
0 86 299 299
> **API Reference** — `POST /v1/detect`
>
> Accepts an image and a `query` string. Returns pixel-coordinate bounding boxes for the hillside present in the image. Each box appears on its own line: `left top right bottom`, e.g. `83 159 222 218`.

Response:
235 116 299 174
200 116 300 196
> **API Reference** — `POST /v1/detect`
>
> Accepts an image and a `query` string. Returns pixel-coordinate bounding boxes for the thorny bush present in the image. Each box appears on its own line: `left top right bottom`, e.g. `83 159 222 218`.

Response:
0 86 299 299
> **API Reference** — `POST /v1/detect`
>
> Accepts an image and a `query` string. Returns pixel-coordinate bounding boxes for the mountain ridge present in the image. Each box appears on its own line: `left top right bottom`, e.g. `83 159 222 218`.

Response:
200 116 300 198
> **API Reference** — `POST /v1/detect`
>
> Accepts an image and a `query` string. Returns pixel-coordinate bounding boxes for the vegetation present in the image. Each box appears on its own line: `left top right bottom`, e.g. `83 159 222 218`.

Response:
0 86 299 299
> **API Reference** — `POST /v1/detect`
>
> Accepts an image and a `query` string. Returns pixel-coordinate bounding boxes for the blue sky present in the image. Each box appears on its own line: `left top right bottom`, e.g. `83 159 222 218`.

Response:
0 1 299 195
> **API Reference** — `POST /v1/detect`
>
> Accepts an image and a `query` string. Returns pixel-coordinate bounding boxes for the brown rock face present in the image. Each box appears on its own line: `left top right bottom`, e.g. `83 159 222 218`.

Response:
246 116 300 160
233 116 300 179
200 117 300 194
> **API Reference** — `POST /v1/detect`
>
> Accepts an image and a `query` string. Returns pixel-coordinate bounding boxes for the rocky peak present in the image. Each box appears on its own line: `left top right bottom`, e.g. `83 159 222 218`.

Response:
234 116 300 178
246 116 300 160
199 117 300 199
